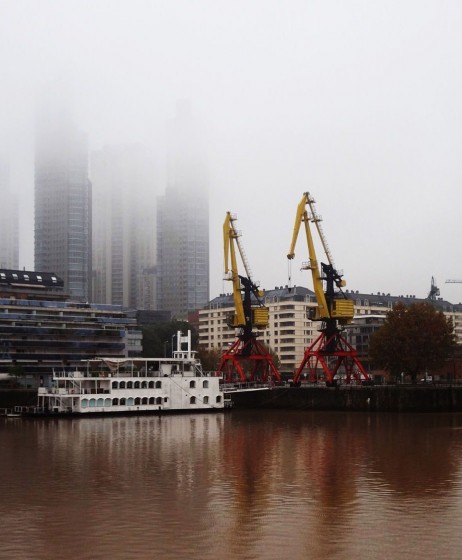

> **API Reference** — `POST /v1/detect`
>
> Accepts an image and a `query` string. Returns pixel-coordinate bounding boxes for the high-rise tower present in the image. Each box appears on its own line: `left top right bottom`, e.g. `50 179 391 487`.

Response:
0 161 19 269
34 103 92 301
91 144 157 309
157 102 209 318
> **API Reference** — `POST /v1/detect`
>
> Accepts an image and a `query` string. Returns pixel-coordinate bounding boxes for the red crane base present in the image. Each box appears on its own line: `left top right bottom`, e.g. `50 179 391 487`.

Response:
293 331 370 385
217 337 281 384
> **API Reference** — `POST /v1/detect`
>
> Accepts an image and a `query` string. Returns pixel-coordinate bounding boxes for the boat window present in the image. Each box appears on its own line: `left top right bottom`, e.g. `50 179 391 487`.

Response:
164 397 168 402
127 381 133 389
203 380 209 388
216 396 222 403
155 381 162 389
156 397 162 405
142 397 148 405
81 399 88 408
119 381 126 389
120 398 126 405
203 396 209 404
134 381 140 389
89 399 96 407
97 398 104 406
113 398 119 405
112 381 118 389
190 380 196 388
135 398 141 405
104 398 112 407
141 381 147 389
127 398 134 406
149 397 155 405
190 396 196 404
148 381 154 389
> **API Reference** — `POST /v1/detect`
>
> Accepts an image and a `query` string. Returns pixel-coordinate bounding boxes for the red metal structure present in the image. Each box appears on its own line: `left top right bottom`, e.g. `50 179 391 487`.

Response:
293 331 369 385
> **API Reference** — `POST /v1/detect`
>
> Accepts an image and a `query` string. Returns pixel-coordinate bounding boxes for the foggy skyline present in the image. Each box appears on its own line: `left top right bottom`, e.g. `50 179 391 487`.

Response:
1 0 462 304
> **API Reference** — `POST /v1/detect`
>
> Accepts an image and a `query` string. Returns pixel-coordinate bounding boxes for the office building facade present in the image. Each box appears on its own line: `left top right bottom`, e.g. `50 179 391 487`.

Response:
0 269 142 385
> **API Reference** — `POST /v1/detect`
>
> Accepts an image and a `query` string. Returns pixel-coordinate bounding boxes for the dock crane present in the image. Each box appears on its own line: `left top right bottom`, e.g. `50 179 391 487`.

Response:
287 192 370 385
217 212 281 384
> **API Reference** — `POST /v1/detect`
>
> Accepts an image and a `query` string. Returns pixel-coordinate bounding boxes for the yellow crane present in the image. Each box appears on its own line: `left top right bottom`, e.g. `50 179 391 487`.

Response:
287 192 369 385
217 212 280 384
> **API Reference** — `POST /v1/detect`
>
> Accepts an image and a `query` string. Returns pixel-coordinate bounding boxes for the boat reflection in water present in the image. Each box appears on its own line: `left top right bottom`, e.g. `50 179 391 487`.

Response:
1 411 462 559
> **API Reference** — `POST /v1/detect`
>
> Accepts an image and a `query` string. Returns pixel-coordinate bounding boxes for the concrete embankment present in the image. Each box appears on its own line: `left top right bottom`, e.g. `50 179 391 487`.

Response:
227 385 462 412
4 386 462 414
0 389 36 409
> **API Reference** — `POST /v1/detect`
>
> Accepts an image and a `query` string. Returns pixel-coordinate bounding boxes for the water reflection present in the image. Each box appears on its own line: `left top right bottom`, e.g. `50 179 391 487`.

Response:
1 411 462 559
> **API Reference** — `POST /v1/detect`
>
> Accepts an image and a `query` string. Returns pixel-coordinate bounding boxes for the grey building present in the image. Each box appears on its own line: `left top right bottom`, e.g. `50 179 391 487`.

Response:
0 269 142 385
0 161 19 269
91 144 157 309
34 106 92 301
157 102 209 318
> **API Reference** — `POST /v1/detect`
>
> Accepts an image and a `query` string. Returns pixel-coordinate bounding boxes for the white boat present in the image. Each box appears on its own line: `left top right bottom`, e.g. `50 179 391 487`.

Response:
36 331 224 415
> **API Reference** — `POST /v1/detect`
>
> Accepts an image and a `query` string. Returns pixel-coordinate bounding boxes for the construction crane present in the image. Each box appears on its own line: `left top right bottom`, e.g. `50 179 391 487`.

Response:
428 277 440 300
287 192 370 385
217 212 281 384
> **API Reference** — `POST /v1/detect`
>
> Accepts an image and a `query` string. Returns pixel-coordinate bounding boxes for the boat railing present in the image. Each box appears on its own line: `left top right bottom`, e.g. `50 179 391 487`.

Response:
52 369 223 380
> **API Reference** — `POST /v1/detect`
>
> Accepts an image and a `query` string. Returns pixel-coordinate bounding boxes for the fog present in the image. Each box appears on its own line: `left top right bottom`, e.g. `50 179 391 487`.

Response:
1 0 462 303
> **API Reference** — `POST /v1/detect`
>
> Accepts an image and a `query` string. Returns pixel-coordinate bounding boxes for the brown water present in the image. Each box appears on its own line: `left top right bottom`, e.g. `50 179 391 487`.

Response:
1 410 462 560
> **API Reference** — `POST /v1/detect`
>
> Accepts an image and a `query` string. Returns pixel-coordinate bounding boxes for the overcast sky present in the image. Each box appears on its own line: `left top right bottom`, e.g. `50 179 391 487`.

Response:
1 0 462 303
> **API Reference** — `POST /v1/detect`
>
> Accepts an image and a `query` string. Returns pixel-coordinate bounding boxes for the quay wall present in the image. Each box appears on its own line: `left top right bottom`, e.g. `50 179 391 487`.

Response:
0 390 36 409
228 385 462 412
4 387 462 413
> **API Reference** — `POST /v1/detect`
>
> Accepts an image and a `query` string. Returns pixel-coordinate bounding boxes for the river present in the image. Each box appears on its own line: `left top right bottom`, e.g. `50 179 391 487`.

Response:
1 410 462 559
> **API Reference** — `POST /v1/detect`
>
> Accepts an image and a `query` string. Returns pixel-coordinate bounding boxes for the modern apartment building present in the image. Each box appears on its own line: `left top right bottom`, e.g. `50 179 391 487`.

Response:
0 269 142 385
34 106 92 301
199 286 317 374
199 287 462 375
91 144 157 309
0 161 19 269
157 102 209 318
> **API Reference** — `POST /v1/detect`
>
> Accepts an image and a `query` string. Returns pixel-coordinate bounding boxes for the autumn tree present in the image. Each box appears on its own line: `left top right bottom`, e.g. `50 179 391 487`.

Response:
196 347 223 372
368 302 456 382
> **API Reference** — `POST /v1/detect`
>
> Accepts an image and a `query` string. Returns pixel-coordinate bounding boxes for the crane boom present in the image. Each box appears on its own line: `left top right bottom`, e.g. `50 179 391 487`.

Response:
287 192 369 386
223 211 268 331
219 211 280 384
287 192 353 324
